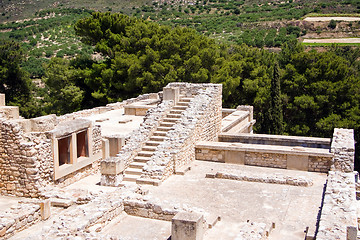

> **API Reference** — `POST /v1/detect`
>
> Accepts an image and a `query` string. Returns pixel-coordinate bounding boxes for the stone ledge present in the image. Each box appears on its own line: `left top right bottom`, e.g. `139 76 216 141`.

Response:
219 133 331 149
196 141 333 157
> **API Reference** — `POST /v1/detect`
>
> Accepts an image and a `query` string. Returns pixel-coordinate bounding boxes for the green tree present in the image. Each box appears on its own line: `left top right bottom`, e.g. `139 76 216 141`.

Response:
0 40 39 117
43 58 84 115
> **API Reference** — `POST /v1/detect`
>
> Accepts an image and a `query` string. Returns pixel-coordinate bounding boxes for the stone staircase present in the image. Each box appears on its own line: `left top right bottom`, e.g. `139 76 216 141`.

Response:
122 95 194 184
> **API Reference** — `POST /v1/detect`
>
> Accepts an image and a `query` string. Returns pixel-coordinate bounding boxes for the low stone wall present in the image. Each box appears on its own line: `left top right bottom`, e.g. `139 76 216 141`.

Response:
221 105 255 134
100 101 174 186
124 199 178 221
331 128 355 172
0 202 41 239
142 83 222 181
195 141 333 172
21 190 125 239
57 92 159 123
206 172 313 187
219 133 331 149
316 171 357 239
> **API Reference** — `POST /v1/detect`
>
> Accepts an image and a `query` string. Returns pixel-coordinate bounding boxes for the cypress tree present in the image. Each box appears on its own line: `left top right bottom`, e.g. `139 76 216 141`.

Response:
270 62 284 134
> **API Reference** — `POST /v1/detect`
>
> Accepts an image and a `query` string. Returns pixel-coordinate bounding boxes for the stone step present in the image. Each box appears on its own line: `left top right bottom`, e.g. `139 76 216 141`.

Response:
138 151 154 157
123 175 138 182
160 122 175 127
133 156 151 163
170 109 184 114
157 126 173 132
163 118 179 123
145 141 162 146
177 102 190 106
154 131 167 136
125 168 143 175
166 113 182 118
179 97 193 102
142 145 157 151
129 162 147 169
150 136 167 141
173 105 187 110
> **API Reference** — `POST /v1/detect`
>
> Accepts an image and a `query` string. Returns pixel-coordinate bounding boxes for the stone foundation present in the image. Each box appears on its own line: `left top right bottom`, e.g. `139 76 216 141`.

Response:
195 141 333 172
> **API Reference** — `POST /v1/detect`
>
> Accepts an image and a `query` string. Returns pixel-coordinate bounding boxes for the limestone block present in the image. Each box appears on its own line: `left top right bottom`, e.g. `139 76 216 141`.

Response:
124 107 136 115
287 155 309 171
40 199 51 220
0 106 19 119
163 87 179 104
225 150 244 164
102 139 110 160
172 211 204 240
49 118 91 138
13 119 31 132
30 114 57 132
100 159 125 175
0 93 4 106
347 226 357 240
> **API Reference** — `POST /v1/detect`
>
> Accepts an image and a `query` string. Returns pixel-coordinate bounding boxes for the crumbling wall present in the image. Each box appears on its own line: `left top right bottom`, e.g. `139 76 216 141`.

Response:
143 83 222 181
57 93 159 123
316 128 357 239
316 171 357 240
331 128 355 172
0 120 51 198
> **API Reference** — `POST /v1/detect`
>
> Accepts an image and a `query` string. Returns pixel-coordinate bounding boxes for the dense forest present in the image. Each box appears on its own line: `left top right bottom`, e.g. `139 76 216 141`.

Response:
0 12 359 168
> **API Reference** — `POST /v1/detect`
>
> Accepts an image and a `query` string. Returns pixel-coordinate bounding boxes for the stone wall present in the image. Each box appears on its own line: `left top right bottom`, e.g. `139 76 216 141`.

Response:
0 120 45 197
195 141 333 173
124 199 178 221
92 124 102 155
331 128 355 172
57 93 159 123
143 83 222 181
308 156 331 173
0 202 41 239
316 171 357 240
245 152 287 169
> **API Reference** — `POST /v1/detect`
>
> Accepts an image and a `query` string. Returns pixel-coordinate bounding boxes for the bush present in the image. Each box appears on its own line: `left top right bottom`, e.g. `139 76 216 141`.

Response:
328 19 337 29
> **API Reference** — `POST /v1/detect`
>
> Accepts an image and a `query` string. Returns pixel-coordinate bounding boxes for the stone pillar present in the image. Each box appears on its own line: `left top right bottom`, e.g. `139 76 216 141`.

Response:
102 139 110 160
347 226 357 240
331 128 355 172
108 137 125 157
172 212 205 240
0 94 5 106
100 157 125 186
40 200 51 220
163 87 180 104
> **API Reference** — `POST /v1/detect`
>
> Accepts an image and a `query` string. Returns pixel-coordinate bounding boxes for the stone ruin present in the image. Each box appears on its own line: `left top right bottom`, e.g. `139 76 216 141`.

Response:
0 83 358 240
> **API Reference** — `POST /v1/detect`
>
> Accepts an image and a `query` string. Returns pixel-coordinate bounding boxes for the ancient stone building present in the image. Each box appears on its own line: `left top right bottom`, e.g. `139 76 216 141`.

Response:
0 83 358 240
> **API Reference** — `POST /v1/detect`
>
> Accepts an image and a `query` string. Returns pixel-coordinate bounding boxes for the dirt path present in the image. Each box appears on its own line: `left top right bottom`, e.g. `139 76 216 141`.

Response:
304 17 360 22
303 38 360 43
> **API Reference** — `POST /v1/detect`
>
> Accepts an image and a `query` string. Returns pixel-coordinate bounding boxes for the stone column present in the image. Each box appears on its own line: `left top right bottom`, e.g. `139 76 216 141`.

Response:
331 128 355 172
172 212 205 240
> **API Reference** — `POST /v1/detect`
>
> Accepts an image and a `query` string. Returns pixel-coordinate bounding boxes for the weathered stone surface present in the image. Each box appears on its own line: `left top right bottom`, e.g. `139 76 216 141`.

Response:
172 211 205 240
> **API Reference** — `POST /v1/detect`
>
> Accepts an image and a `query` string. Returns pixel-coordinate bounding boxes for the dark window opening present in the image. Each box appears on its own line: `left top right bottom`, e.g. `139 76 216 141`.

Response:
58 136 71 166
77 130 89 158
